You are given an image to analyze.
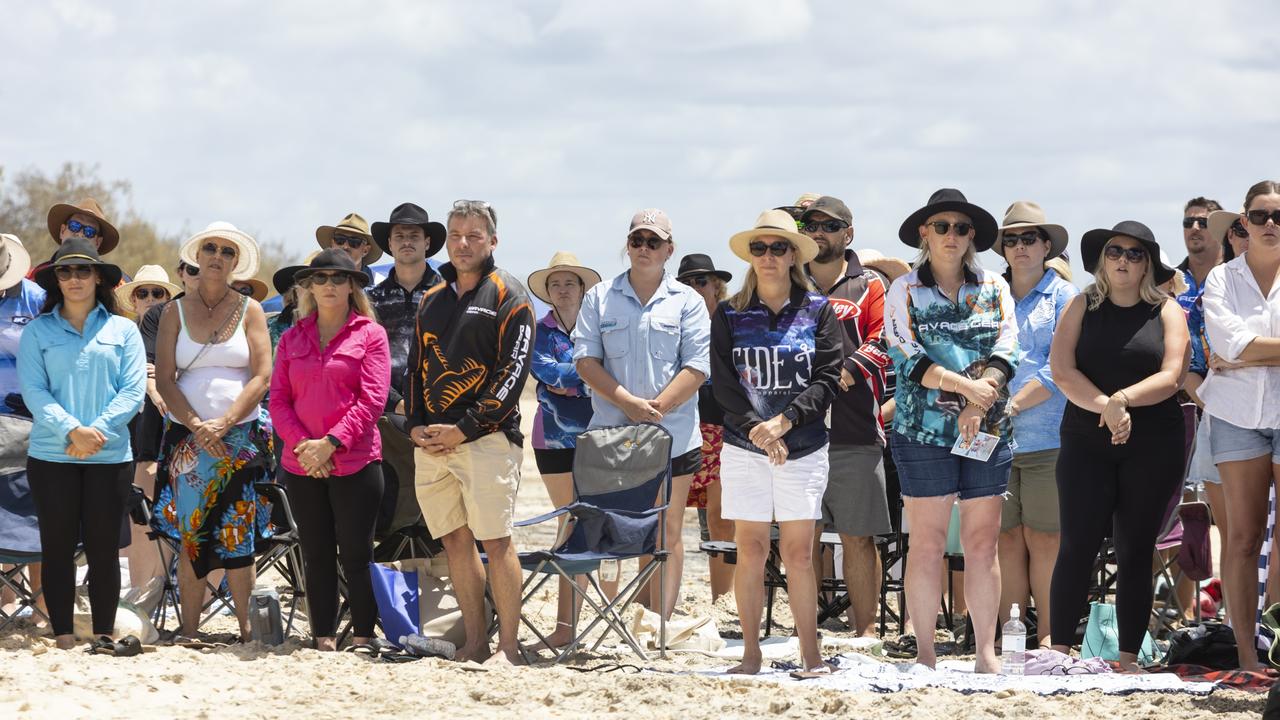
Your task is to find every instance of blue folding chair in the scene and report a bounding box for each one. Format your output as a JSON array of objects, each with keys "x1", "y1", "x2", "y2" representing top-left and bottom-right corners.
[
  {"x1": 513, "y1": 422, "x2": 672, "y2": 662},
  {"x1": 0, "y1": 412, "x2": 47, "y2": 631}
]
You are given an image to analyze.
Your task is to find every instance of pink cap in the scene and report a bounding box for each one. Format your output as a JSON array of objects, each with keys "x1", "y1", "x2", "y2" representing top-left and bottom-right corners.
[{"x1": 628, "y1": 208, "x2": 672, "y2": 240}]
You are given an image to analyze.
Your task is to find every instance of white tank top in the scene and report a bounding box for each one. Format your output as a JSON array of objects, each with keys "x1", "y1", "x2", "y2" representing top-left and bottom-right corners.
[{"x1": 173, "y1": 297, "x2": 255, "y2": 425}]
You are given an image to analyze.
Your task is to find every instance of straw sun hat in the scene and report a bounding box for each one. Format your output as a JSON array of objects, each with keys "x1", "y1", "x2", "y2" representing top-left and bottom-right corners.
[
  {"x1": 527, "y1": 251, "x2": 601, "y2": 305},
  {"x1": 115, "y1": 264, "x2": 181, "y2": 314},
  {"x1": 179, "y1": 221, "x2": 261, "y2": 281}
]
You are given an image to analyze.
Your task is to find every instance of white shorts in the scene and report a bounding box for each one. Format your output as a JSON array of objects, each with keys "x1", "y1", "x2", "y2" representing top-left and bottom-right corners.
[{"x1": 720, "y1": 442, "x2": 829, "y2": 523}]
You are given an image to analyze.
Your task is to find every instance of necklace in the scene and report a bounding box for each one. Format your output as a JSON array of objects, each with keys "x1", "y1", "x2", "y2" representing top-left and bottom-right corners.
[{"x1": 197, "y1": 286, "x2": 231, "y2": 317}]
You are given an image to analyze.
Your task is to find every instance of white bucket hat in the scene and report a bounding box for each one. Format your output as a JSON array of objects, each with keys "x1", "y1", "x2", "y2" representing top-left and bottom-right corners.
[
  {"x1": 179, "y1": 221, "x2": 260, "y2": 281},
  {"x1": 0, "y1": 234, "x2": 32, "y2": 292}
]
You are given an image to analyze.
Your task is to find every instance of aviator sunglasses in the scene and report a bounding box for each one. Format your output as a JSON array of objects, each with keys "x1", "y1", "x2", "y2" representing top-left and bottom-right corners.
[{"x1": 628, "y1": 235, "x2": 668, "y2": 251}]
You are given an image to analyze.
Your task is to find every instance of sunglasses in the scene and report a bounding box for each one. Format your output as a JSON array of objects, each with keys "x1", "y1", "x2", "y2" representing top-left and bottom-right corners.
[
  {"x1": 1246, "y1": 209, "x2": 1280, "y2": 227},
  {"x1": 201, "y1": 242, "x2": 238, "y2": 259},
  {"x1": 53, "y1": 265, "x2": 94, "y2": 281},
  {"x1": 332, "y1": 234, "x2": 367, "y2": 249},
  {"x1": 749, "y1": 241, "x2": 792, "y2": 257},
  {"x1": 802, "y1": 219, "x2": 848, "y2": 234},
  {"x1": 66, "y1": 219, "x2": 99, "y2": 239},
  {"x1": 1182, "y1": 216, "x2": 1209, "y2": 229},
  {"x1": 1103, "y1": 245, "x2": 1147, "y2": 263},
  {"x1": 233, "y1": 284, "x2": 255, "y2": 296},
  {"x1": 1231, "y1": 219, "x2": 1249, "y2": 238},
  {"x1": 179, "y1": 264, "x2": 199, "y2": 277},
  {"x1": 133, "y1": 287, "x2": 168, "y2": 301},
  {"x1": 680, "y1": 275, "x2": 711, "y2": 288},
  {"x1": 929, "y1": 221, "x2": 973, "y2": 237},
  {"x1": 305, "y1": 272, "x2": 348, "y2": 286},
  {"x1": 1001, "y1": 231, "x2": 1044, "y2": 248},
  {"x1": 628, "y1": 235, "x2": 668, "y2": 251}
]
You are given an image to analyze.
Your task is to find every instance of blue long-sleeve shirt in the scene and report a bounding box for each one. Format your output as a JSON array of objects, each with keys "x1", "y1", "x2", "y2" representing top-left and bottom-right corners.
[
  {"x1": 1008, "y1": 271, "x2": 1079, "y2": 454},
  {"x1": 531, "y1": 311, "x2": 593, "y2": 449},
  {"x1": 18, "y1": 303, "x2": 147, "y2": 463}
]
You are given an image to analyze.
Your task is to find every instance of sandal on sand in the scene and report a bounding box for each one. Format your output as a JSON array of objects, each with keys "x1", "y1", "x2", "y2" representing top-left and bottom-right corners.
[
  {"x1": 90, "y1": 635, "x2": 154, "y2": 657},
  {"x1": 885, "y1": 635, "x2": 917, "y2": 659},
  {"x1": 84, "y1": 635, "x2": 115, "y2": 654}
]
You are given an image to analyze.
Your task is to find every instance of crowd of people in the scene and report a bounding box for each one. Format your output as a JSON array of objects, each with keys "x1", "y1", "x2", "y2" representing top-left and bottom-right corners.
[{"x1": 1, "y1": 180, "x2": 1278, "y2": 674}]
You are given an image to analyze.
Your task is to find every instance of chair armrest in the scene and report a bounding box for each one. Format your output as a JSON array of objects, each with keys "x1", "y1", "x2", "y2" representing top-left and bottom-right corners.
[{"x1": 513, "y1": 506, "x2": 572, "y2": 528}]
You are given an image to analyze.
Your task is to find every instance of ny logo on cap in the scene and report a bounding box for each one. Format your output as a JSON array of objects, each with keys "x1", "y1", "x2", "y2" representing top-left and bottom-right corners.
[{"x1": 642, "y1": 210, "x2": 661, "y2": 225}]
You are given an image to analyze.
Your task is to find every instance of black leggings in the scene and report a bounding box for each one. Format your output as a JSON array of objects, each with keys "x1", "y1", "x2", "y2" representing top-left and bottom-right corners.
[
  {"x1": 1049, "y1": 430, "x2": 1184, "y2": 654},
  {"x1": 27, "y1": 458, "x2": 130, "y2": 637},
  {"x1": 284, "y1": 463, "x2": 384, "y2": 638}
]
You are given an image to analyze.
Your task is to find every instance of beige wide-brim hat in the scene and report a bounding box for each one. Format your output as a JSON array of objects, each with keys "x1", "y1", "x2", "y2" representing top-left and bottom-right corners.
[
  {"x1": 316, "y1": 211, "x2": 382, "y2": 264},
  {"x1": 232, "y1": 277, "x2": 270, "y2": 302},
  {"x1": 47, "y1": 197, "x2": 121, "y2": 255},
  {"x1": 180, "y1": 221, "x2": 261, "y2": 281},
  {"x1": 115, "y1": 264, "x2": 181, "y2": 314},
  {"x1": 0, "y1": 234, "x2": 32, "y2": 291},
  {"x1": 729, "y1": 209, "x2": 820, "y2": 264},
  {"x1": 995, "y1": 200, "x2": 1068, "y2": 260},
  {"x1": 856, "y1": 248, "x2": 911, "y2": 283},
  {"x1": 527, "y1": 251, "x2": 602, "y2": 305},
  {"x1": 1208, "y1": 210, "x2": 1243, "y2": 243}
]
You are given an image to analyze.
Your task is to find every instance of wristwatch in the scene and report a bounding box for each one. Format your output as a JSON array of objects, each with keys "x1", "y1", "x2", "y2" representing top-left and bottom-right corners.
[
  {"x1": 325, "y1": 434, "x2": 342, "y2": 449},
  {"x1": 782, "y1": 406, "x2": 800, "y2": 425}
]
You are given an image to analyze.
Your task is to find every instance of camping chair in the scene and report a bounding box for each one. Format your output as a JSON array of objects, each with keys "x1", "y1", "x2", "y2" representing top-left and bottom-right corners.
[
  {"x1": 511, "y1": 422, "x2": 673, "y2": 662},
  {"x1": 0, "y1": 412, "x2": 47, "y2": 631},
  {"x1": 1151, "y1": 402, "x2": 1210, "y2": 631}
]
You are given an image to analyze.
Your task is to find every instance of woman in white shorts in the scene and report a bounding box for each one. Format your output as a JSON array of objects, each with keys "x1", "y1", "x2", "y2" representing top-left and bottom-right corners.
[{"x1": 710, "y1": 210, "x2": 842, "y2": 674}]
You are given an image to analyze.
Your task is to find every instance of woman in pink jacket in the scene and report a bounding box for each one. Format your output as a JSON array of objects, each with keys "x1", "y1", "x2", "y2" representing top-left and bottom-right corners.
[{"x1": 269, "y1": 249, "x2": 391, "y2": 651}]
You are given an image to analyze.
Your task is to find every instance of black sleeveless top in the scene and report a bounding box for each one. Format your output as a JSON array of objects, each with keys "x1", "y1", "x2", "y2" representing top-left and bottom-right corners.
[{"x1": 1061, "y1": 298, "x2": 1182, "y2": 438}]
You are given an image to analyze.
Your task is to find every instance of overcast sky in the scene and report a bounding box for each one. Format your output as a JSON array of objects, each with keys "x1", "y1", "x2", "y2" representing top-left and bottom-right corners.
[{"x1": 2, "y1": 0, "x2": 1276, "y2": 284}]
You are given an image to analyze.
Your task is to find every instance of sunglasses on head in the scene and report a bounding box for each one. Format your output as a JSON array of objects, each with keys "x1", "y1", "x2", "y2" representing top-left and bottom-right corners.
[
  {"x1": 748, "y1": 241, "x2": 792, "y2": 257},
  {"x1": 802, "y1": 219, "x2": 847, "y2": 234},
  {"x1": 332, "y1": 234, "x2": 367, "y2": 249},
  {"x1": 133, "y1": 287, "x2": 168, "y2": 300},
  {"x1": 306, "y1": 272, "x2": 348, "y2": 287},
  {"x1": 929, "y1": 221, "x2": 973, "y2": 237},
  {"x1": 1182, "y1": 216, "x2": 1209, "y2": 229},
  {"x1": 628, "y1": 235, "x2": 668, "y2": 251},
  {"x1": 53, "y1": 265, "x2": 94, "y2": 281},
  {"x1": 66, "y1": 219, "x2": 99, "y2": 239},
  {"x1": 1001, "y1": 230, "x2": 1044, "y2": 248},
  {"x1": 1246, "y1": 209, "x2": 1280, "y2": 227},
  {"x1": 1103, "y1": 245, "x2": 1147, "y2": 263},
  {"x1": 201, "y1": 242, "x2": 238, "y2": 259},
  {"x1": 680, "y1": 274, "x2": 711, "y2": 288}
]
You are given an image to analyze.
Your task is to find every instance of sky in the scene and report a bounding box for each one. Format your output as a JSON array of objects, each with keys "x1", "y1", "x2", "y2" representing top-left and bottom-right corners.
[{"x1": 2, "y1": 0, "x2": 1277, "y2": 285}]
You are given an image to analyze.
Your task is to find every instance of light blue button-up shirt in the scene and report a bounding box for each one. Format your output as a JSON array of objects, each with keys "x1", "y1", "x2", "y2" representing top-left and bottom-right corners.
[
  {"x1": 18, "y1": 303, "x2": 147, "y2": 464},
  {"x1": 572, "y1": 270, "x2": 711, "y2": 458},
  {"x1": 1008, "y1": 270, "x2": 1079, "y2": 454}
]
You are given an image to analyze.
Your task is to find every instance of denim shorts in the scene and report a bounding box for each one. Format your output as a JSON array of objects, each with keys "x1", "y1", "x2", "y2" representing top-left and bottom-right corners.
[
  {"x1": 890, "y1": 431, "x2": 1013, "y2": 500},
  {"x1": 1209, "y1": 416, "x2": 1280, "y2": 465}
]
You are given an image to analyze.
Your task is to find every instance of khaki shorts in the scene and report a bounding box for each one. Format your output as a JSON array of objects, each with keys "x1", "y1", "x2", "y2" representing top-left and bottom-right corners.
[
  {"x1": 414, "y1": 432, "x2": 522, "y2": 542},
  {"x1": 1000, "y1": 448, "x2": 1060, "y2": 533}
]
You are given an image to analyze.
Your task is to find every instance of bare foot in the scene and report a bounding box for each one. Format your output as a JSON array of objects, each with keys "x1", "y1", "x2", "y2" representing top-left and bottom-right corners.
[
  {"x1": 915, "y1": 643, "x2": 937, "y2": 670},
  {"x1": 455, "y1": 643, "x2": 491, "y2": 663},
  {"x1": 314, "y1": 637, "x2": 337, "y2": 652},
  {"x1": 483, "y1": 646, "x2": 525, "y2": 666},
  {"x1": 530, "y1": 628, "x2": 574, "y2": 652},
  {"x1": 54, "y1": 634, "x2": 76, "y2": 650},
  {"x1": 727, "y1": 656, "x2": 762, "y2": 675},
  {"x1": 973, "y1": 650, "x2": 1001, "y2": 674}
]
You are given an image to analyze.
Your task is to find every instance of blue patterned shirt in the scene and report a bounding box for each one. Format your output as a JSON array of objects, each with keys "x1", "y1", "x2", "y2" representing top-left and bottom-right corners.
[
  {"x1": 1008, "y1": 271, "x2": 1079, "y2": 454},
  {"x1": 531, "y1": 311, "x2": 593, "y2": 449},
  {"x1": 0, "y1": 279, "x2": 45, "y2": 404},
  {"x1": 1176, "y1": 267, "x2": 1210, "y2": 377}
]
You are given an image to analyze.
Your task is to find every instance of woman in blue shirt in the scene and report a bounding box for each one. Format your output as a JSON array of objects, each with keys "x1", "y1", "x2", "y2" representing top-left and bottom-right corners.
[
  {"x1": 991, "y1": 202, "x2": 1079, "y2": 650},
  {"x1": 526, "y1": 251, "x2": 599, "y2": 648},
  {"x1": 710, "y1": 210, "x2": 842, "y2": 674},
  {"x1": 17, "y1": 238, "x2": 146, "y2": 650},
  {"x1": 573, "y1": 209, "x2": 711, "y2": 621}
]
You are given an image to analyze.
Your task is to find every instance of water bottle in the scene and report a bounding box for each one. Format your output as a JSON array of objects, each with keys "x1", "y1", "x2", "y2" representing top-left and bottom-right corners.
[
  {"x1": 248, "y1": 587, "x2": 284, "y2": 646},
  {"x1": 1001, "y1": 603, "x2": 1026, "y2": 676},
  {"x1": 399, "y1": 633, "x2": 457, "y2": 660}
]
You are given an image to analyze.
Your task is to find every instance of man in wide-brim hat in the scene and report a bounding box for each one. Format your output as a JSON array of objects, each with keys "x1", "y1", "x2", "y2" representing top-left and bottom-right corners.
[
  {"x1": 47, "y1": 197, "x2": 121, "y2": 255},
  {"x1": 316, "y1": 212, "x2": 381, "y2": 285}
]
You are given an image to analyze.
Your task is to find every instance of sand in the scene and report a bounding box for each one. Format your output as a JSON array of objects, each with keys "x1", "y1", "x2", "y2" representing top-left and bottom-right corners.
[{"x1": 0, "y1": 395, "x2": 1268, "y2": 718}]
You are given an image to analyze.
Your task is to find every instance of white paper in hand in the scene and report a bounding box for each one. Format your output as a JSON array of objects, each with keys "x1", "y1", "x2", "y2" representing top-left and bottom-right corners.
[{"x1": 951, "y1": 431, "x2": 999, "y2": 462}]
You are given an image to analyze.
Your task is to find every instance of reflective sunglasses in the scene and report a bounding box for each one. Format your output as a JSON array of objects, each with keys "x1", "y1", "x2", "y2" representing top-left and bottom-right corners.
[
  {"x1": 1182, "y1": 216, "x2": 1209, "y2": 229},
  {"x1": 133, "y1": 287, "x2": 168, "y2": 300},
  {"x1": 680, "y1": 274, "x2": 711, "y2": 288},
  {"x1": 748, "y1": 241, "x2": 792, "y2": 257},
  {"x1": 53, "y1": 265, "x2": 94, "y2": 281},
  {"x1": 929, "y1": 221, "x2": 973, "y2": 237},
  {"x1": 1103, "y1": 245, "x2": 1147, "y2": 263},
  {"x1": 1246, "y1": 209, "x2": 1280, "y2": 226},
  {"x1": 802, "y1": 219, "x2": 848, "y2": 234},
  {"x1": 1001, "y1": 231, "x2": 1044, "y2": 248},
  {"x1": 628, "y1": 235, "x2": 668, "y2": 251},
  {"x1": 201, "y1": 242, "x2": 238, "y2": 259},
  {"x1": 306, "y1": 272, "x2": 348, "y2": 286},
  {"x1": 233, "y1": 284, "x2": 255, "y2": 296},
  {"x1": 332, "y1": 234, "x2": 367, "y2": 248},
  {"x1": 66, "y1": 219, "x2": 99, "y2": 239}
]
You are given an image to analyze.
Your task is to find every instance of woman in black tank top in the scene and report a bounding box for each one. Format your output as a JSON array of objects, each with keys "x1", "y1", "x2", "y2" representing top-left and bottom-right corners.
[{"x1": 1046, "y1": 221, "x2": 1189, "y2": 672}]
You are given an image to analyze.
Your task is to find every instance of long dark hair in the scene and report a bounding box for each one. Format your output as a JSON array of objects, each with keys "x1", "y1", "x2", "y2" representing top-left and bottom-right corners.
[{"x1": 39, "y1": 269, "x2": 120, "y2": 316}]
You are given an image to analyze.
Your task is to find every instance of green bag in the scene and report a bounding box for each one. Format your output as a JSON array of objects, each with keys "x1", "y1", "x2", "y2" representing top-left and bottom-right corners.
[{"x1": 1080, "y1": 601, "x2": 1160, "y2": 664}]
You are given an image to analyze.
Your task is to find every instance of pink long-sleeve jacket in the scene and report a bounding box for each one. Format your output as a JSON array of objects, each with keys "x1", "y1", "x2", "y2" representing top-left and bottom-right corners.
[{"x1": 270, "y1": 311, "x2": 391, "y2": 477}]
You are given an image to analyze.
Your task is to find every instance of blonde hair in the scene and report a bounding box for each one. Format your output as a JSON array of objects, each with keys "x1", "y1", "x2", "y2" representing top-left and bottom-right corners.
[
  {"x1": 1083, "y1": 246, "x2": 1166, "y2": 310},
  {"x1": 295, "y1": 276, "x2": 378, "y2": 321},
  {"x1": 711, "y1": 277, "x2": 728, "y2": 302},
  {"x1": 912, "y1": 241, "x2": 980, "y2": 274},
  {"x1": 729, "y1": 264, "x2": 814, "y2": 312},
  {"x1": 1044, "y1": 257, "x2": 1073, "y2": 283}
]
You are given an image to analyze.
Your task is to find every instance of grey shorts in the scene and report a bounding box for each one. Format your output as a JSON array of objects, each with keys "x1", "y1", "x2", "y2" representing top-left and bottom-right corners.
[
  {"x1": 820, "y1": 445, "x2": 892, "y2": 537},
  {"x1": 1210, "y1": 415, "x2": 1280, "y2": 465}
]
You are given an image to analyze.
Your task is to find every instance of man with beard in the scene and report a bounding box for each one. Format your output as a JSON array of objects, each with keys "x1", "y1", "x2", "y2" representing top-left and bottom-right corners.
[
  {"x1": 801, "y1": 195, "x2": 893, "y2": 639},
  {"x1": 1176, "y1": 197, "x2": 1222, "y2": 399}
]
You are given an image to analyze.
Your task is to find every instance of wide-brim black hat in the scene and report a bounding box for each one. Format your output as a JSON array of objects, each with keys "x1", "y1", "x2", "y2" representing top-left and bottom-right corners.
[
  {"x1": 371, "y1": 202, "x2": 446, "y2": 258},
  {"x1": 34, "y1": 237, "x2": 123, "y2": 292},
  {"x1": 1080, "y1": 220, "x2": 1176, "y2": 285},
  {"x1": 676, "y1": 253, "x2": 732, "y2": 282},
  {"x1": 272, "y1": 264, "x2": 306, "y2": 296},
  {"x1": 898, "y1": 188, "x2": 999, "y2": 252},
  {"x1": 294, "y1": 248, "x2": 370, "y2": 287}
]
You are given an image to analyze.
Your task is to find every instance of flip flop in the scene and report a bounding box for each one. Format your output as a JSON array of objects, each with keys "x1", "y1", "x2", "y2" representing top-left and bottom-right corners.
[
  {"x1": 885, "y1": 634, "x2": 917, "y2": 659},
  {"x1": 91, "y1": 635, "x2": 155, "y2": 657},
  {"x1": 84, "y1": 635, "x2": 115, "y2": 654}
]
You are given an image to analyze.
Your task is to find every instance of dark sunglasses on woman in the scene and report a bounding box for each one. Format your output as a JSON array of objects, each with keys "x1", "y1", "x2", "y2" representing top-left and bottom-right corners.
[
  {"x1": 53, "y1": 266, "x2": 94, "y2": 281},
  {"x1": 748, "y1": 241, "x2": 792, "y2": 257},
  {"x1": 628, "y1": 235, "x2": 667, "y2": 251},
  {"x1": 929, "y1": 221, "x2": 973, "y2": 237},
  {"x1": 680, "y1": 274, "x2": 711, "y2": 288},
  {"x1": 1103, "y1": 245, "x2": 1147, "y2": 263},
  {"x1": 134, "y1": 287, "x2": 168, "y2": 300},
  {"x1": 1246, "y1": 209, "x2": 1280, "y2": 226},
  {"x1": 1001, "y1": 231, "x2": 1044, "y2": 248},
  {"x1": 201, "y1": 242, "x2": 238, "y2": 259},
  {"x1": 306, "y1": 272, "x2": 347, "y2": 287}
]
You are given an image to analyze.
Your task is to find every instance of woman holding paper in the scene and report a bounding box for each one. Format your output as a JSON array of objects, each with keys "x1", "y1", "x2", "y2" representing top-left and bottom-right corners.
[{"x1": 883, "y1": 189, "x2": 1019, "y2": 673}]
